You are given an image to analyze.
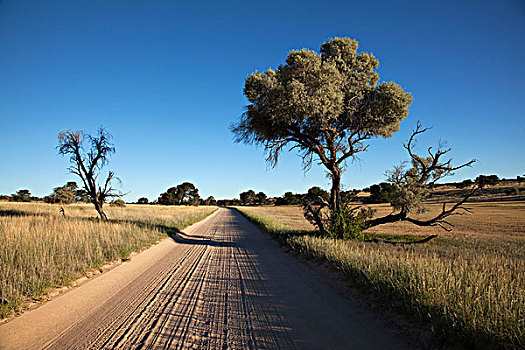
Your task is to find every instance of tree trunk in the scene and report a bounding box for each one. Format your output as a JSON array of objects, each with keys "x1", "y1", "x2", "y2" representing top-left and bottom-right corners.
[
  {"x1": 93, "y1": 200, "x2": 108, "y2": 221},
  {"x1": 329, "y1": 169, "x2": 341, "y2": 213}
]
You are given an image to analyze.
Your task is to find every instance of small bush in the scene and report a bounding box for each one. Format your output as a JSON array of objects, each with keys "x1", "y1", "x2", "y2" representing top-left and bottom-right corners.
[
  {"x1": 327, "y1": 206, "x2": 373, "y2": 240},
  {"x1": 110, "y1": 199, "x2": 126, "y2": 207}
]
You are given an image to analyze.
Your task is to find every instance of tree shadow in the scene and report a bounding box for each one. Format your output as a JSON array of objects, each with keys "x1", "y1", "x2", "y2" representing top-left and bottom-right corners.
[
  {"x1": 167, "y1": 231, "x2": 236, "y2": 247},
  {"x1": 0, "y1": 209, "x2": 48, "y2": 217},
  {"x1": 99, "y1": 218, "x2": 236, "y2": 247},
  {"x1": 50, "y1": 215, "x2": 234, "y2": 247}
]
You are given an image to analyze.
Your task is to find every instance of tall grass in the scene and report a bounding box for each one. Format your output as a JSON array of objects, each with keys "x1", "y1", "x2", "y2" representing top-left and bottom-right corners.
[
  {"x1": 236, "y1": 205, "x2": 525, "y2": 348},
  {"x1": 0, "y1": 202, "x2": 216, "y2": 318}
]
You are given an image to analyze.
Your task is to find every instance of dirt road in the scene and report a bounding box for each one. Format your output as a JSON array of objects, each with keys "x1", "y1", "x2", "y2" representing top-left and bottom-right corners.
[{"x1": 0, "y1": 208, "x2": 411, "y2": 349}]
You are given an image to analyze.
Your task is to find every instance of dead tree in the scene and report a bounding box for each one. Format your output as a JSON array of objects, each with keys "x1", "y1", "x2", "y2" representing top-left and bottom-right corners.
[
  {"x1": 57, "y1": 128, "x2": 122, "y2": 220},
  {"x1": 365, "y1": 121, "x2": 478, "y2": 233}
]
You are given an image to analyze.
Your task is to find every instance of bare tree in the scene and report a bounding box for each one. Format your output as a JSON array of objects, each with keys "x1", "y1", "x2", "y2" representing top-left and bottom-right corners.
[
  {"x1": 364, "y1": 122, "x2": 478, "y2": 233},
  {"x1": 57, "y1": 128, "x2": 122, "y2": 220}
]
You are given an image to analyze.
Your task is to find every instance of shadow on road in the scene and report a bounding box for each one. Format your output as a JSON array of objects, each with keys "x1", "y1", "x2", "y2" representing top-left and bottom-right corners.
[
  {"x1": 168, "y1": 231, "x2": 237, "y2": 247},
  {"x1": 105, "y1": 219, "x2": 237, "y2": 247}
]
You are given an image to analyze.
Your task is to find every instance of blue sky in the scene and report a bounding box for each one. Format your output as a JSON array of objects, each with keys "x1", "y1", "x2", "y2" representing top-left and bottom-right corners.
[{"x1": 1, "y1": 0, "x2": 524, "y2": 201}]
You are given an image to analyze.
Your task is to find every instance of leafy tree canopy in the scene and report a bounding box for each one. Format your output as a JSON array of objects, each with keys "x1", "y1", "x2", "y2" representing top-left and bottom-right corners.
[
  {"x1": 240, "y1": 190, "x2": 257, "y2": 205},
  {"x1": 233, "y1": 37, "x2": 412, "y2": 212},
  {"x1": 203, "y1": 196, "x2": 216, "y2": 206},
  {"x1": 275, "y1": 192, "x2": 301, "y2": 205},
  {"x1": 11, "y1": 189, "x2": 31, "y2": 202},
  {"x1": 158, "y1": 182, "x2": 200, "y2": 206},
  {"x1": 475, "y1": 174, "x2": 499, "y2": 188},
  {"x1": 256, "y1": 191, "x2": 267, "y2": 205},
  {"x1": 137, "y1": 197, "x2": 149, "y2": 204},
  {"x1": 45, "y1": 181, "x2": 78, "y2": 204}
]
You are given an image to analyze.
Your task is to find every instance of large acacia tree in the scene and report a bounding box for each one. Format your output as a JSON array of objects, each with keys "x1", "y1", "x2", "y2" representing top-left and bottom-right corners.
[
  {"x1": 158, "y1": 182, "x2": 200, "y2": 206},
  {"x1": 234, "y1": 37, "x2": 412, "y2": 213},
  {"x1": 58, "y1": 128, "x2": 122, "y2": 220},
  {"x1": 233, "y1": 37, "x2": 475, "y2": 237}
]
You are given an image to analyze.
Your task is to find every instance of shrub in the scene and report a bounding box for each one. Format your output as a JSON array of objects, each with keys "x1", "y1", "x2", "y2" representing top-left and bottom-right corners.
[
  {"x1": 327, "y1": 206, "x2": 374, "y2": 240},
  {"x1": 110, "y1": 199, "x2": 126, "y2": 207},
  {"x1": 505, "y1": 187, "x2": 520, "y2": 195}
]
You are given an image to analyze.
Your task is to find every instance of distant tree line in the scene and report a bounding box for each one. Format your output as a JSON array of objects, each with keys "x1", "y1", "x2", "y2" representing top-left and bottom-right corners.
[
  {"x1": 428, "y1": 174, "x2": 517, "y2": 189},
  {"x1": 1, "y1": 185, "x2": 88, "y2": 203},
  {"x1": 217, "y1": 172, "x2": 524, "y2": 208},
  {"x1": 361, "y1": 174, "x2": 524, "y2": 204},
  {"x1": 2, "y1": 172, "x2": 522, "y2": 207},
  {"x1": 10, "y1": 189, "x2": 36, "y2": 202}
]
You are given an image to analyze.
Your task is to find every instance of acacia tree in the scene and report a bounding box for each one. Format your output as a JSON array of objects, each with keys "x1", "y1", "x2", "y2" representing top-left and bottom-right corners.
[
  {"x1": 233, "y1": 37, "x2": 475, "y2": 237},
  {"x1": 11, "y1": 189, "x2": 31, "y2": 202},
  {"x1": 240, "y1": 190, "x2": 257, "y2": 205},
  {"x1": 203, "y1": 196, "x2": 216, "y2": 206},
  {"x1": 234, "y1": 37, "x2": 412, "y2": 214},
  {"x1": 137, "y1": 197, "x2": 149, "y2": 204},
  {"x1": 179, "y1": 182, "x2": 200, "y2": 206},
  {"x1": 58, "y1": 128, "x2": 122, "y2": 220},
  {"x1": 256, "y1": 191, "x2": 267, "y2": 205},
  {"x1": 44, "y1": 181, "x2": 78, "y2": 204},
  {"x1": 158, "y1": 182, "x2": 200, "y2": 206}
]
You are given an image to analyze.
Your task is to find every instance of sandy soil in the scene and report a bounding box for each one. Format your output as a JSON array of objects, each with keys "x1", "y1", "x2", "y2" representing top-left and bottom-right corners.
[{"x1": 0, "y1": 208, "x2": 411, "y2": 349}]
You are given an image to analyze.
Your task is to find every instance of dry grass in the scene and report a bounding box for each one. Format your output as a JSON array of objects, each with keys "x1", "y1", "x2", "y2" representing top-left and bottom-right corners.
[
  {"x1": 235, "y1": 206, "x2": 315, "y2": 233},
  {"x1": 236, "y1": 203, "x2": 525, "y2": 348},
  {"x1": 0, "y1": 202, "x2": 216, "y2": 318}
]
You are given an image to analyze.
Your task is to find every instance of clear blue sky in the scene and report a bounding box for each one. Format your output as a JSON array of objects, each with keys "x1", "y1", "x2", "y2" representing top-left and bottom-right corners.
[{"x1": 1, "y1": 0, "x2": 524, "y2": 201}]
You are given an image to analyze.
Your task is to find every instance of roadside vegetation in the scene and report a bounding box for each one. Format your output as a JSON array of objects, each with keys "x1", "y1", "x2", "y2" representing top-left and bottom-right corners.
[
  {"x1": 0, "y1": 202, "x2": 216, "y2": 319},
  {"x1": 236, "y1": 203, "x2": 525, "y2": 348}
]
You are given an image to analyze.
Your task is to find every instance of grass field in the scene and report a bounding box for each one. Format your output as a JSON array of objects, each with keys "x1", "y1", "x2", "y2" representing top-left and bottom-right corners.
[
  {"x1": 236, "y1": 203, "x2": 525, "y2": 348},
  {"x1": 0, "y1": 202, "x2": 217, "y2": 318}
]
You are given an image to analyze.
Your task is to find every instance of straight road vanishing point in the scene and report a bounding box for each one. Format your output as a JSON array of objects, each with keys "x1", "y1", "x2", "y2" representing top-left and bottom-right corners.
[{"x1": 0, "y1": 208, "x2": 411, "y2": 349}]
